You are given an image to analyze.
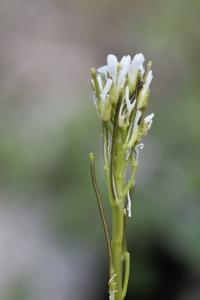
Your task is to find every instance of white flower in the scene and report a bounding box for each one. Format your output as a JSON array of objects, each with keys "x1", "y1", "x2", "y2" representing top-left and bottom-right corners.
[
  {"x1": 97, "y1": 75, "x2": 103, "y2": 91},
  {"x1": 125, "y1": 86, "x2": 136, "y2": 117},
  {"x1": 117, "y1": 55, "x2": 131, "y2": 90},
  {"x1": 118, "y1": 102, "x2": 127, "y2": 127},
  {"x1": 92, "y1": 53, "x2": 154, "y2": 124},
  {"x1": 137, "y1": 70, "x2": 153, "y2": 107},
  {"x1": 128, "y1": 53, "x2": 145, "y2": 87},
  {"x1": 98, "y1": 54, "x2": 131, "y2": 95},
  {"x1": 133, "y1": 110, "x2": 142, "y2": 132},
  {"x1": 107, "y1": 54, "x2": 118, "y2": 82},
  {"x1": 91, "y1": 73, "x2": 113, "y2": 120},
  {"x1": 126, "y1": 110, "x2": 142, "y2": 148},
  {"x1": 144, "y1": 112, "x2": 154, "y2": 130},
  {"x1": 101, "y1": 78, "x2": 113, "y2": 104},
  {"x1": 97, "y1": 65, "x2": 108, "y2": 78},
  {"x1": 118, "y1": 87, "x2": 136, "y2": 127},
  {"x1": 95, "y1": 74, "x2": 112, "y2": 105},
  {"x1": 143, "y1": 70, "x2": 153, "y2": 94}
]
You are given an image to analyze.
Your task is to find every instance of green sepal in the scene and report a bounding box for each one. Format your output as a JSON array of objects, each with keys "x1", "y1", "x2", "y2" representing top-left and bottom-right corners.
[
  {"x1": 101, "y1": 97, "x2": 112, "y2": 121},
  {"x1": 137, "y1": 89, "x2": 150, "y2": 110},
  {"x1": 90, "y1": 68, "x2": 100, "y2": 97}
]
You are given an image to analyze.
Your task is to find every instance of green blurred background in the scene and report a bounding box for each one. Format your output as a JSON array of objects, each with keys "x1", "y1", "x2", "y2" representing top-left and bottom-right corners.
[{"x1": 0, "y1": 0, "x2": 199, "y2": 299}]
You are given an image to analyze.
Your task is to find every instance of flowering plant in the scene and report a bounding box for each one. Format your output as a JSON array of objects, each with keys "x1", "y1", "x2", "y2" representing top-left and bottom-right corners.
[{"x1": 89, "y1": 53, "x2": 154, "y2": 300}]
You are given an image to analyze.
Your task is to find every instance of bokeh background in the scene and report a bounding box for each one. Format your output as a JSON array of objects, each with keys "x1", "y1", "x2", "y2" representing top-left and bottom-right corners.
[{"x1": 0, "y1": 0, "x2": 199, "y2": 299}]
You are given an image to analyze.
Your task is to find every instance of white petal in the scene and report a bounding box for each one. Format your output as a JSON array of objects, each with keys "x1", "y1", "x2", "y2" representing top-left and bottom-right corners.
[
  {"x1": 101, "y1": 78, "x2": 113, "y2": 103},
  {"x1": 117, "y1": 73, "x2": 126, "y2": 90},
  {"x1": 144, "y1": 113, "x2": 154, "y2": 130},
  {"x1": 118, "y1": 102, "x2": 127, "y2": 127},
  {"x1": 120, "y1": 55, "x2": 131, "y2": 70},
  {"x1": 126, "y1": 110, "x2": 142, "y2": 148},
  {"x1": 145, "y1": 70, "x2": 153, "y2": 89},
  {"x1": 117, "y1": 56, "x2": 131, "y2": 89},
  {"x1": 133, "y1": 110, "x2": 142, "y2": 130},
  {"x1": 129, "y1": 53, "x2": 145, "y2": 74},
  {"x1": 125, "y1": 86, "x2": 136, "y2": 114},
  {"x1": 144, "y1": 112, "x2": 154, "y2": 123},
  {"x1": 125, "y1": 86, "x2": 129, "y2": 100},
  {"x1": 148, "y1": 121, "x2": 153, "y2": 130},
  {"x1": 97, "y1": 75, "x2": 103, "y2": 91},
  {"x1": 107, "y1": 54, "x2": 118, "y2": 66},
  {"x1": 107, "y1": 54, "x2": 118, "y2": 82},
  {"x1": 127, "y1": 99, "x2": 136, "y2": 115},
  {"x1": 97, "y1": 65, "x2": 108, "y2": 74}
]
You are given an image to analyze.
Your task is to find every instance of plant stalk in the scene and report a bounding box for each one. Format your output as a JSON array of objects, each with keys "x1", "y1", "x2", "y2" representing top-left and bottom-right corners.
[{"x1": 109, "y1": 129, "x2": 127, "y2": 300}]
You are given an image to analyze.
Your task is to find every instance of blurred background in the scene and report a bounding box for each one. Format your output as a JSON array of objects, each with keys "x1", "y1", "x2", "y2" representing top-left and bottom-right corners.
[{"x1": 0, "y1": 0, "x2": 199, "y2": 299}]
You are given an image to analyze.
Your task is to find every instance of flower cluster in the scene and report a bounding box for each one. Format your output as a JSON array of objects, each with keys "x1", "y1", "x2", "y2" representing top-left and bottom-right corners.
[
  {"x1": 90, "y1": 53, "x2": 154, "y2": 149},
  {"x1": 89, "y1": 53, "x2": 155, "y2": 300}
]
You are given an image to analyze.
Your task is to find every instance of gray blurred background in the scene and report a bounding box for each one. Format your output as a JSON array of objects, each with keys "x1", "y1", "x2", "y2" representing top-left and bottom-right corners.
[{"x1": 0, "y1": 0, "x2": 199, "y2": 299}]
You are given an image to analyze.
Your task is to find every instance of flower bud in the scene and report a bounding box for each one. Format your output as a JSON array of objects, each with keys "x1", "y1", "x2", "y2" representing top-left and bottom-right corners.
[{"x1": 137, "y1": 70, "x2": 153, "y2": 110}]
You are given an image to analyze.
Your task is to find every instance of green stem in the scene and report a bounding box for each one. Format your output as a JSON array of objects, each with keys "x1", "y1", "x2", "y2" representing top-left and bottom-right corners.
[
  {"x1": 110, "y1": 99, "x2": 123, "y2": 202},
  {"x1": 109, "y1": 129, "x2": 127, "y2": 300},
  {"x1": 103, "y1": 123, "x2": 115, "y2": 207},
  {"x1": 103, "y1": 112, "x2": 135, "y2": 300},
  {"x1": 89, "y1": 153, "x2": 112, "y2": 266},
  {"x1": 110, "y1": 206, "x2": 124, "y2": 300},
  {"x1": 122, "y1": 252, "x2": 130, "y2": 299}
]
